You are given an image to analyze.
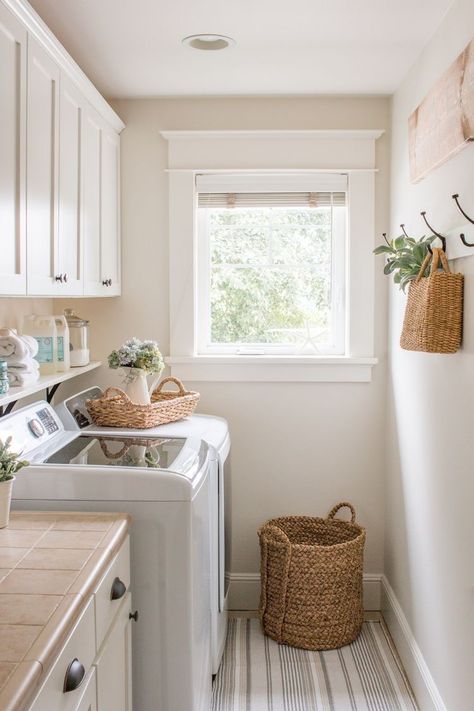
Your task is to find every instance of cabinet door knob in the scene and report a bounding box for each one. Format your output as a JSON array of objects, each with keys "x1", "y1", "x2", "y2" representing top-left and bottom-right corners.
[
  {"x1": 102, "y1": 279, "x2": 108, "y2": 286},
  {"x1": 110, "y1": 576, "x2": 127, "y2": 600},
  {"x1": 55, "y1": 274, "x2": 63, "y2": 283},
  {"x1": 107, "y1": 278, "x2": 112, "y2": 287},
  {"x1": 129, "y1": 610, "x2": 139, "y2": 622},
  {"x1": 63, "y1": 273, "x2": 68, "y2": 283},
  {"x1": 63, "y1": 658, "x2": 85, "y2": 693}
]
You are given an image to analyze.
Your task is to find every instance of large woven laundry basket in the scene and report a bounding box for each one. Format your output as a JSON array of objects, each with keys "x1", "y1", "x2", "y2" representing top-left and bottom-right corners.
[{"x1": 258, "y1": 502, "x2": 365, "y2": 650}]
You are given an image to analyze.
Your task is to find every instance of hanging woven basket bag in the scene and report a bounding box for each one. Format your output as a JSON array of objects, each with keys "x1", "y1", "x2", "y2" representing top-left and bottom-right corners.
[
  {"x1": 258, "y1": 502, "x2": 365, "y2": 650},
  {"x1": 400, "y1": 247, "x2": 463, "y2": 353}
]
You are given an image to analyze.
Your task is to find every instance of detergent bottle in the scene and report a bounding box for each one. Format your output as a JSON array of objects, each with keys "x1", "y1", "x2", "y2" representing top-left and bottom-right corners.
[
  {"x1": 22, "y1": 315, "x2": 58, "y2": 375},
  {"x1": 54, "y1": 315, "x2": 70, "y2": 372}
]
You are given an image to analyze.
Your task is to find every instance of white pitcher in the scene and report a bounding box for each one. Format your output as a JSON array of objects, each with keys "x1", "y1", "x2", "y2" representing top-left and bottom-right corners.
[{"x1": 121, "y1": 367, "x2": 162, "y2": 405}]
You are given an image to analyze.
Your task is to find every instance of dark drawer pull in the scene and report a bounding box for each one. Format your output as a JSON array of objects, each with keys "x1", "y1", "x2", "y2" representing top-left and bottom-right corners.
[
  {"x1": 63, "y1": 658, "x2": 85, "y2": 693},
  {"x1": 110, "y1": 576, "x2": 127, "y2": 600},
  {"x1": 129, "y1": 610, "x2": 139, "y2": 622}
]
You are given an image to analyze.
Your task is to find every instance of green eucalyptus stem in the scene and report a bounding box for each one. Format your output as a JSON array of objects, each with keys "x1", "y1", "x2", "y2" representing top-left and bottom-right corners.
[{"x1": 374, "y1": 234, "x2": 436, "y2": 292}]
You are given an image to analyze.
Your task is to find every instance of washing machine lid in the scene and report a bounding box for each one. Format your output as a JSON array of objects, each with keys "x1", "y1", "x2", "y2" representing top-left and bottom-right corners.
[{"x1": 44, "y1": 434, "x2": 203, "y2": 475}]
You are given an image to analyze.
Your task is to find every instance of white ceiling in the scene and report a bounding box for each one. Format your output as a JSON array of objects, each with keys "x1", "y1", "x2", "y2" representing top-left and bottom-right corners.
[{"x1": 28, "y1": 0, "x2": 452, "y2": 98}]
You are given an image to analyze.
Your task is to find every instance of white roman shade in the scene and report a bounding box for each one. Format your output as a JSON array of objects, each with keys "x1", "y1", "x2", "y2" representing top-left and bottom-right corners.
[{"x1": 196, "y1": 173, "x2": 348, "y2": 208}]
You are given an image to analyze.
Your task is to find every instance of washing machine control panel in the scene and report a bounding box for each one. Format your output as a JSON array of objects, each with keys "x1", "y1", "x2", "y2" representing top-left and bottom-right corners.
[
  {"x1": 27, "y1": 418, "x2": 44, "y2": 438},
  {"x1": 0, "y1": 402, "x2": 63, "y2": 455}
]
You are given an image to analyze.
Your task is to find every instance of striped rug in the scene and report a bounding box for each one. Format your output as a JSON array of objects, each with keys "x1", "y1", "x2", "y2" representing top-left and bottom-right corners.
[{"x1": 212, "y1": 619, "x2": 418, "y2": 711}]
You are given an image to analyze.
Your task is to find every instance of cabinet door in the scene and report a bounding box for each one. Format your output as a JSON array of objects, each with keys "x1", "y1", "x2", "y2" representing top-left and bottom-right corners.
[
  {"x1": 82, "y1": 104, "x2": 103, "y2": 296},
  {"x1": 75, "y1": 669, "x2": 98, "y2": 711},
  {"x1": 57, "y1": 74, "x2": 83, "y2": 295},
  {"x1": 100, "y1": 127, "x2": 121, "y2": 296},
  {"x1": 0, "y1": 3, "x2": 27, "y2": 295},
  {"x1": 26, "y1": 36, "x2": 60, "y2": 295},
  {"x1": 95, "y1": 594, "x2": 133, "y2": 711}
]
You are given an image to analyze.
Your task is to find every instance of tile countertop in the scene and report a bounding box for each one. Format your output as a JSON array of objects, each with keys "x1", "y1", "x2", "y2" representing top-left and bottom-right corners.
[{"x1": 0, "y1": 511, "x2": 131, "y2": 711}]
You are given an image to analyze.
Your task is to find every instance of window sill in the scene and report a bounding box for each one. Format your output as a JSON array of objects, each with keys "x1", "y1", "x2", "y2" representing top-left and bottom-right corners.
[{"x1": 166, "y1": 355, "x2": 378, "y2": 382}]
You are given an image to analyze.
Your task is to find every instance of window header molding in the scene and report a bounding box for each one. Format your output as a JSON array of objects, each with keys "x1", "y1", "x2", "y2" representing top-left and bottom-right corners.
[
  {"x1": 161, "y1": 129, "x2": 385, "y2": 173},
  {"x1": 161, "y1": 129, "x2": 384, "y2": 141}
]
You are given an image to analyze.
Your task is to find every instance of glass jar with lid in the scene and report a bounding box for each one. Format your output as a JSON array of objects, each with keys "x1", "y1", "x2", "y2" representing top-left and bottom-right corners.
[{"x1": 64, "y1": 309, "x2": 90, "y2": 367}]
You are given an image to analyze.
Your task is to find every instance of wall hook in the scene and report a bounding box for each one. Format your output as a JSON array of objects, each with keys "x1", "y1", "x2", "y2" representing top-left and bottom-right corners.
[
  {"x1": 452, "y1": 194, "x2": 474, "y2": 224},
  {"x1": 400, "y1": 224, "x2": 413, "y2": 239},
  {"x1": 452, "y1": 194, "x2": 474, "y2": 247},
  {"x1": 420, "y1": 211, "x2": 447, "y2": 253}
]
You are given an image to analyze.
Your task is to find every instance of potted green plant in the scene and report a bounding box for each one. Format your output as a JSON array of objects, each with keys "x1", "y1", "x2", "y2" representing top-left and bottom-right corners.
[
  {"x1": 374, "y1": 233, "x2": 436, "y2": 291},
  {"x1": 0, "y1": 437, "x2": 28, "y2": 528}
]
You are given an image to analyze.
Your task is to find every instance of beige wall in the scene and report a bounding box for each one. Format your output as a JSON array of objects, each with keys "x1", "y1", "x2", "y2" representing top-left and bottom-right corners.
[
  {"x1": 59, "y1": 97, "x2": 391, "y2": 598},
  {"x1": 0, "y1": 299, "x2": 53, "y2": 331},
  {"x1": 386, "y1": 2, "x2": 474, "y2": 709}
]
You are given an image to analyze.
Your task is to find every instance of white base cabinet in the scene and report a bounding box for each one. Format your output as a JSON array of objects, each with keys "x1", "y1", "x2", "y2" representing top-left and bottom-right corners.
[
  {"x1": 95, "y1": 595, "x2": 133, "y2": 711},
  {"x1": 28, "y1": 538, "x2": 133, "y2": 711},
  {"x1": 0, "y1": 0, "x2": 123, "y2": 298}
]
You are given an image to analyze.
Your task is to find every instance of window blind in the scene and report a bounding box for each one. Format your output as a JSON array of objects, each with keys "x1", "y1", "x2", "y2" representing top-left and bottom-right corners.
[
  {"x1": 196, "y1": 173, "x2": 347, "y2": 209},
  {"x1": 198, "y1": 191, "x2": 346, "y2": 208}
]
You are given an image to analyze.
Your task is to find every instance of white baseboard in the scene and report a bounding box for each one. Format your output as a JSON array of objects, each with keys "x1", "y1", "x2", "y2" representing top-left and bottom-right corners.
[
  {"x1": 381, "y1": 575, "x2": 447, "y2": 711},
  {"x1": 226, "y1": 572, "x2": 383, "y2": 612}
]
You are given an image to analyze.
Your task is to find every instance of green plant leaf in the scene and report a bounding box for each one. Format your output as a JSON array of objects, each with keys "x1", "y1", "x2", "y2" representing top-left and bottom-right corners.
[{"x1": 373, "y1": 245, "x2": 394, "y2": 255}]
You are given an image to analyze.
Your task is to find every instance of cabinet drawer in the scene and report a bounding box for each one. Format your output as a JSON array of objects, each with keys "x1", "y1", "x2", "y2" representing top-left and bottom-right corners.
[
  {"x1": 94, "y1": 536, "x2": 130, "y2": 650},
  {"x1": 29, "y1": 598, "x2": 95, "y2": 711}
]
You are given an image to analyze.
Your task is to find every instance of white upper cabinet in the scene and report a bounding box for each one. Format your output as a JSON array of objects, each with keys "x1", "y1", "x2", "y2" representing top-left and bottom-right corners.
[
  {"x1": 57, "y1": 74, "x2": 83, "y2": 295},
  {"x1": 26, "y1": 36, "x2": 60, "y2": 296},
  {"x1": 82, "y1": 104, "x2": 103, "y2": 296},
  {"x1": 100, "y1": 127, "x2": 121, "y2": 295},
  {"x1": 83, "y1": 115, "x2": 121, "y2": 296},
  {"x1": 0, "y1": 0, "x2": 123, "y2": 298},
  {"x1": 0, "y1": 3, "x2": 27, "y2": 295}
]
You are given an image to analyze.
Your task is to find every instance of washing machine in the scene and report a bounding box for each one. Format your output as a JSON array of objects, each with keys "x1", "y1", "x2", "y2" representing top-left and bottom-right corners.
[
  {"x1": 1, "y1": 400, "x2": 212, "y2": 711},
  {"x1": 55, "y1": 386, "x2": 231, "y2": 674}
]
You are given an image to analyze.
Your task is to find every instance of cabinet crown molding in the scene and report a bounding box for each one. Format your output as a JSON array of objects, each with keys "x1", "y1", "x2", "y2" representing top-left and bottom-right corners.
[{"x1": 2, "y1": 0, "x2": 124, "y2": 132}]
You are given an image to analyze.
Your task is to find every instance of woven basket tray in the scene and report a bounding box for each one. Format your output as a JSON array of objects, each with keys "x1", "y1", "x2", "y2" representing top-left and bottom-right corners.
[{"x1": 86, "y1": 376, "x2": 200, "y2": 429}]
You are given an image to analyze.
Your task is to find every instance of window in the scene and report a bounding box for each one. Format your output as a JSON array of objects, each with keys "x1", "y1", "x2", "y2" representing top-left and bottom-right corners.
[
  {"x1": 163, "y1": 128, "x2": 380, "y2": 382},
  {"x1": 196, "y1": 174, "x2": 347, "y2": 355}
]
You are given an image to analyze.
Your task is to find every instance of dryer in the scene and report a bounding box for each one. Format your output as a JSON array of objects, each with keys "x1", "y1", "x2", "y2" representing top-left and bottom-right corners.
[{"x1": 1, "y1": 401, "x2": 212, "y2": 711}]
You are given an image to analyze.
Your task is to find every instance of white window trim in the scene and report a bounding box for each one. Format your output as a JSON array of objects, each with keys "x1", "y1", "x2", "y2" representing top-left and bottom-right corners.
[{"x1": 164, "y1": 130, "x2": 382, "y2": 383}]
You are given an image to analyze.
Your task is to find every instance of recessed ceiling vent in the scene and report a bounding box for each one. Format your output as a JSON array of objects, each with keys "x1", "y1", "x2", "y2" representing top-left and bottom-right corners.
[{"x1": 182, "y1": 34, "x2": 235, "y2": 51}]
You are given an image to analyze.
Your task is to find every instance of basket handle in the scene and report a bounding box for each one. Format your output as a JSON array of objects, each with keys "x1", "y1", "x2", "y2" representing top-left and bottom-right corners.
[
  {"x1": 259, "y1": 523, "x2": 291, "y2": 545},
  {"x1": 327, "y1": 502, "x2": 356, "y2": 524},
  {"x1": 415, "y1": 248, "x2": 451, "y2": 283},
  {"x1": 101, "y1": 387, "x2": 132, "y2": 402},
  {"x1": 258, "y1": 523, "x2": 291, "y2": 642},
  {"x1": 154, "y1": 376, "x2": 186, "y2": 395}
]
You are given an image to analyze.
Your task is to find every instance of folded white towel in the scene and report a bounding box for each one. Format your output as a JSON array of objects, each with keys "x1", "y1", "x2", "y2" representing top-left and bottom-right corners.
[
  {"x1": 0, "y1": 330, "x2": 38, "y2": 359},
  {"x1": 5, "y1": 357, "x2": 40, "y2": 372},
  {"x1": 7, "y1": 370, "x2": 40, "y2": 387}
]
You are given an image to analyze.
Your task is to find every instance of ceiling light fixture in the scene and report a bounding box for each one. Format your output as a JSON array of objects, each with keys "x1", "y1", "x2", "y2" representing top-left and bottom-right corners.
[{"x1": 182, "y1": 34, "x2": 235, "y2": 51}]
